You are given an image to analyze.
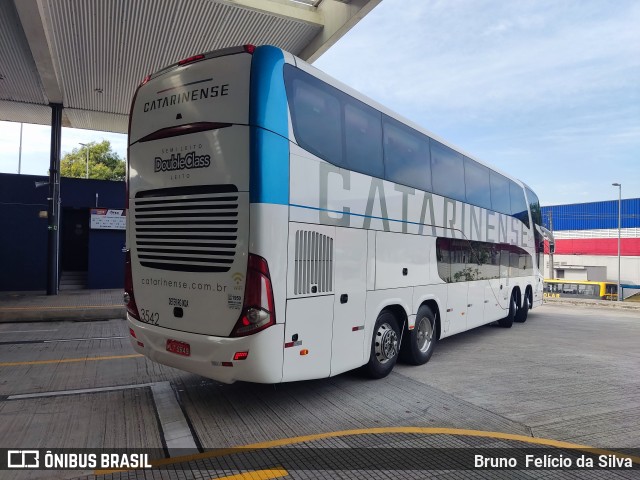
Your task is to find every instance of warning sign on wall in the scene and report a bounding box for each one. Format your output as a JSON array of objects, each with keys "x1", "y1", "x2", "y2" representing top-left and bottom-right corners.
[{"x1": 90, "y1": 209, "x2": 126, "y2": 230}]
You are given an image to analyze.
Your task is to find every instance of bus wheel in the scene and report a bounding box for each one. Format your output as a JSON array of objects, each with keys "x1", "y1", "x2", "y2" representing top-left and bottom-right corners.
[
  {"x1": 514, "y1": 291, "x2": 530, "y2": 323},
  {"x1": 363, "y1": 310, "x2": 400, "y2": 379},
  {"x1": 400, "y1": 305, "x2": 437, "y2": 365},
  {"x1": 498, "y1": 292, "x2": 516, "y2": 328}
]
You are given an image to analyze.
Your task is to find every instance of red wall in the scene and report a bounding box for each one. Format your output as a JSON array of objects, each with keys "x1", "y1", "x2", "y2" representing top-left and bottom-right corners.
[{"x1": 545, "y1": 238, "x2": 640, "y2": 256}]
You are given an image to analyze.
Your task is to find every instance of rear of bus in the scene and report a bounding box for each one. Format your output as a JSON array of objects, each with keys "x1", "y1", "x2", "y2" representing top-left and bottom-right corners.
[{"x1": 125, "y1": 45, "x2": 290, "y2": 383}]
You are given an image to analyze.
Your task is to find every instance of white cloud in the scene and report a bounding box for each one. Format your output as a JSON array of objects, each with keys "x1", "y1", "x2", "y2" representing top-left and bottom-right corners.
[{"x1": 315, "y1": 0, "x2": 640, "y2": 204}]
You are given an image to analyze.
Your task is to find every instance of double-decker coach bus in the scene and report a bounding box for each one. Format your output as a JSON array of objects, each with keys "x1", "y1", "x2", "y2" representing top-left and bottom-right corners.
[{"x1": 125, "y1": 45, "x2": 545, "y2": 384}]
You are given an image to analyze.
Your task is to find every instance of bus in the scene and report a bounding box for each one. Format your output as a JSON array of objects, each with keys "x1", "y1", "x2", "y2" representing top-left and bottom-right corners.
[
  {"x1": 124, "y1": 45, "x2": 545, "y2": 384},
  {"x1": 543, "y1": 279, "x2": 617, "y2": 300}
]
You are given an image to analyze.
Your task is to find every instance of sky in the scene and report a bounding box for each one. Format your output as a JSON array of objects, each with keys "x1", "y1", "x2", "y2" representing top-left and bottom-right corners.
[{"x1": 1, "y1": 0, "x2": 638, "y2": 206}]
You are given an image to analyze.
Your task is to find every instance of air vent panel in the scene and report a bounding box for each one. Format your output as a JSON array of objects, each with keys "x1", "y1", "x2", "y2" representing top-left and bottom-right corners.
[
  {"x1": 133, "y1": 185, "x2": 238, "y2": 272},
  {"x1": 294, "y1": 230, "x2": 334, "y2": 295}
]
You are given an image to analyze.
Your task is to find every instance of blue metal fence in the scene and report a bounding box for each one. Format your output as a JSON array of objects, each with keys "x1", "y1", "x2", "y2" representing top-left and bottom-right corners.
[{"x1": 542, "y1": 198, "x2": 640, "y2": 231}]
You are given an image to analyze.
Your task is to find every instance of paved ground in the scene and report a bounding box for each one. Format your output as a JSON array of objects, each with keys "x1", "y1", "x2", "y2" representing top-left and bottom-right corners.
[
  {"x1": 0, "y1": 301, "x2": 637, "y2": 479},
  {"x1": 396, "y1": 303, "x2": 640, "y2": 448},
  {"x1": 0, "y1": 290, "x2": 124, "y2": 322}
]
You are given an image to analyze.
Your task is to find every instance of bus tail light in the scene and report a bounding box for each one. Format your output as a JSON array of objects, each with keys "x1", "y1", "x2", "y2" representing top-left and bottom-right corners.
[
  {"x1": 233, "y1": 351, "x2": 249, "y2": 361},
  {"x1": 124, "y1": 250, "x2": 141, "y2": 320},
  {"x1": 178, "y1": 54, "x2": 205, "y2": 66},
  {"x1": 230, "y1": 254, "x2": 275, "y2": 337}
]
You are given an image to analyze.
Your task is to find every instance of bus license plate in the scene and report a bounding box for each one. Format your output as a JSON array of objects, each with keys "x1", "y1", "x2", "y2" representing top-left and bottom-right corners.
[{"x1": 166, "y1": 339, "x2": 190, "y2": 356}]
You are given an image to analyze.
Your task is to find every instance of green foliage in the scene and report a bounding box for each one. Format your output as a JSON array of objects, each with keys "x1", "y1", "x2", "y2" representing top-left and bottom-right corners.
[
  {"x1": 453, "y1": 266, "x2": 480, "y2": 282},
  {"x1": 60, "y1": 140, "x2": 125, "y2": 181}
]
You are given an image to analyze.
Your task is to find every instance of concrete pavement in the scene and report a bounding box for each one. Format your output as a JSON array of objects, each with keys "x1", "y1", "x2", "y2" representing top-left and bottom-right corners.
[{"x1": 0, "y1": 289, "x2": 125, "y2": 322}]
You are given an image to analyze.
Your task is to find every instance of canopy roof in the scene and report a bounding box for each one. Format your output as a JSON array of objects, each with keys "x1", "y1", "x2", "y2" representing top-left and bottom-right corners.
[{"x1": 0, "y1": 0, "x2": 380, "y2": 133}]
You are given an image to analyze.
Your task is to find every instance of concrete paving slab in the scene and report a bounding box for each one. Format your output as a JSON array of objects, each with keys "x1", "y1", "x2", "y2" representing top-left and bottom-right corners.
[
  {"x1": 0, "y1": 389, "x2": 163, "y2": 449},
  {"x1": 396, "y1": 303, "x2": 640, "y2": 448},
  {"x1": 150, "y1": 382, "x2": 199, "y2": 456},
  {"x1": 0, "y1": 289, "x2": 125, "y2": 323},
  {"x1": 0, "y1": 324, "x2": 184, "y2": 397},
  {"x1": 178, "y1": 371, "x2": 533, "y2": 450}
]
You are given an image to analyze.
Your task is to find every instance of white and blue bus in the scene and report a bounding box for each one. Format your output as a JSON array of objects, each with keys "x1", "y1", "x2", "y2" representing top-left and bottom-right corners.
[{"x1": 125, "y1": 45, "x2": 545, "y2": 384}]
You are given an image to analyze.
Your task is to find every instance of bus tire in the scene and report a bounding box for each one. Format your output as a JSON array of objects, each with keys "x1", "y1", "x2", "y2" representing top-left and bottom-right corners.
[
  {"x1": 400, "y1": 305, "x2": 437, "y2": 365},
  {"x1": 514, "y1": 290, "x2": 530, "y2": 323},
  {"x1": 498, "y1": 292, "x2": 516, "y2": 328},
  {"x1": 363, "y1": 310, "x2": 400, "y2": 379}
]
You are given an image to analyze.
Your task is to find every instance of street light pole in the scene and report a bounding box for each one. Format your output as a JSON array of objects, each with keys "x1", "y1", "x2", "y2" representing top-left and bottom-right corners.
[
  {"x1": 612, "y1": 183, "x2": 621, "y2": 301},
  {"x1": 79, "y1": 142, "x2": 90, "y2": 179}
]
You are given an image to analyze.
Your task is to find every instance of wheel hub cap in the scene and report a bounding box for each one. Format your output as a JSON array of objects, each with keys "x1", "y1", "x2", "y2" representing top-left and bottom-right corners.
[
  {"x1": 375, "y1": 323, "x2": 398, "y2": 364},
  {"x1": 417, "y1": 316, "x2": 433, "y2": 353}
]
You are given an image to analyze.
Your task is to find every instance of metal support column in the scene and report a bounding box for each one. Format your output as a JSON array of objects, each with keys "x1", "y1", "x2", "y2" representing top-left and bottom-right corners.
[{"x1": 47, "y1": 103, "x2": 63, "y2": 295}]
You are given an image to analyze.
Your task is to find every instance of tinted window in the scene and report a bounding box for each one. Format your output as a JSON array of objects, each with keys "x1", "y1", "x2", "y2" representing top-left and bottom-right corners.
[
  {"x1": 525, "y1": 186, "x2": 543, "y2": 269},
  {"x1": 464, "y1": 158, "x2": 491, "y2": 210},
  {"x1": 499, "y1": 246, "x2": 511, "y2": 278},
  {"x1": 431, "y1": 141, "x2": 465, "y2": 201},
  {"x1": 383, "y1": 116, "x2": 431, "y2": 191},
  {"x1": 437, "y1": 238, "x2": 476, "y2": 282},
  {"x1": 470, "y1": 241, "x2": 500, "y2": 280},
  {"x1": 577, "y1": 284, "x2": 597, "y2": 296},
  {"x1": 286, "y1": 70, "x2": 342, "y2": 164},
  {"x1": 490, "y1": 171, "x2": 511, "y2": 214},
  {"x1": 510, "y1": 181, "x2": 529, "y2": 227},
  {"x1": 345, "y1": 101, "x2": 384, "y2": 177},
  {"x1": 525, "y1": 187, "x2": 542, "y2": 226},
  {"x1": 436, "y1": 237, "x2": 453, "y2": 283},
  {"x1": 437, "y1": 239, "x2": 532, "y2": 282}
]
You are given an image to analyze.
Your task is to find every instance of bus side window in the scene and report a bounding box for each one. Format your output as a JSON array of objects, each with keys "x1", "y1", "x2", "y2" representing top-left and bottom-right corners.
[
  {"x1": 431, "y1": 141, "x2": 466, "y2": 203},
  {"x1": 464, "y1": 158, "x2": 492, "y2": 210},
  {"x1": 490, "y1": 171, "x2": 511, "y2": 215},
  {"x1": 344, "y1": 102, "x2": 384, "y2": 178},
  {"x1": 287, "y1": 73, "x2": 342, "y2": 165},
  {"x1": 500, "y1": 247, "x2": 510, "y2": 278},
  {"x1": 436, "y1": 237, "x2": 453, "y2": 283},
  {"x1": 510, "y1": 181, "x2": 530, "y2": 228},
  {"x1": 382, "y1": 115, "x2": 431, "y2": 191}
]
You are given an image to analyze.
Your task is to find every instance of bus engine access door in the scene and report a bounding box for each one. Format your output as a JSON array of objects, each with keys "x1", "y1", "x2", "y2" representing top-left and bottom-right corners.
[{"x1": 330, "y1": 228, "x2": 367, "y2": 376}]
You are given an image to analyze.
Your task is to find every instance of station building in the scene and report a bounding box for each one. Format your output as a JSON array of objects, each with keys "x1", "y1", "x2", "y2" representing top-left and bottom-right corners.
[
  {"x1": 0, "y1": 172, "x2": 125, "y2": 291},
  {"x1": 542, "y1": 198, "x2": 640, "y2": 290}
]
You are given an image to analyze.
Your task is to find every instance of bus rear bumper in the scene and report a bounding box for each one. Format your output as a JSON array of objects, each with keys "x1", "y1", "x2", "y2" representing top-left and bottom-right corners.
[{"x1": 127, "y1": 316, "x2": 285, "y2": 384}]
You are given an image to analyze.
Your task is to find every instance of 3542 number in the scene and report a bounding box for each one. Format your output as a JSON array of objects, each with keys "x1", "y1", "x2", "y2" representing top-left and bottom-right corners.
[{"x1": 139, "y1": 309, "x2": 159, "y2": 325}]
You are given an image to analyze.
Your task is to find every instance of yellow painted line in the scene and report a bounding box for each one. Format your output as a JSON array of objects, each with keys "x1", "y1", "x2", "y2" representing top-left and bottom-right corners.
[
  {"x1": 0, "y1": 304, "x2": 123, "y2": 311},
  {"x1": 213, "y1": 467, "x2": 288, "y2": 480},
  {"x1": 95, "y1": 426, "x2": 640, "y2": 475},
  {"x1": 0, "y1": 354, "x2": 143, "y2": 367}
]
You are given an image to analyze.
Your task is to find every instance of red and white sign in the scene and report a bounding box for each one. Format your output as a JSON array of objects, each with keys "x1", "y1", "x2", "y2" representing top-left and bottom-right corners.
[{"x1": 90, "y1": 209, "x2": 126, "y2": 230}]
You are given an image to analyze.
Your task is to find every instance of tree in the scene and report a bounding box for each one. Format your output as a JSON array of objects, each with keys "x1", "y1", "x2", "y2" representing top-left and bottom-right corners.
[{"x1": 60, "y1": 140, "x2": 125, "y2": 181}]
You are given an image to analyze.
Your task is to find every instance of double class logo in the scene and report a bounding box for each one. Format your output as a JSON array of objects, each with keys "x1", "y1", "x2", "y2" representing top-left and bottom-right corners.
[{"x1": 154, "y1": 151, "x2": 211, "y2": 172}]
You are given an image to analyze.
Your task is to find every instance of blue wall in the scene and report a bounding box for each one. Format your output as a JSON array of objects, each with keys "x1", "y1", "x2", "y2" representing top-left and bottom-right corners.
[
  {"x1": 0, "y1": 173, "x2": 49, "y2": 291},
  {"x1": 542, "y1": 198, "x2": 640, "y2": 231},
  {"x1": 88, "y1": 228, "x2": 126, "y2": 289},
  {"x1": 0, "y1": 173, "x2": 125, "y2": 291}
]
